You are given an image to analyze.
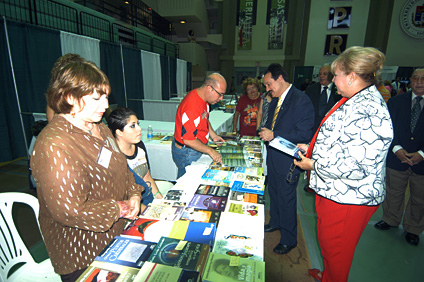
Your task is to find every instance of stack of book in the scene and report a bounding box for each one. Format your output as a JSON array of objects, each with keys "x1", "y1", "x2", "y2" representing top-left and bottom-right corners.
[
  {"x1": 218, "y1": 143, "x2": 263, "y2": 167},
  {"x1": 77, "y1": 147, "x2": 267, "y2": 282}
]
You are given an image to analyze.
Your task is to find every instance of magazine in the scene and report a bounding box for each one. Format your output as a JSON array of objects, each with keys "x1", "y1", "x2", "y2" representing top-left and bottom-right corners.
[{"x1": 269, "y1": 136, "x2": 304, "y2": 159}]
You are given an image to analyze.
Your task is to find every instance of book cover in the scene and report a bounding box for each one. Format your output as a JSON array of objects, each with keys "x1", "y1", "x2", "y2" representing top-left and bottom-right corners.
[
  {"x1": 95, "y1": 236, "x2": 156, "y2": 269},
  {"x1": 269, "y1": 136, "x2": 304, "y2": 159},
  {"x1": 134, "y1": 261, "x2": 200, "y2": 282},
  {"x1": 208, "y1": 162, "x2": 235, "y2": 171},
  {"x1": 163, "y1": 190, "x2": 184, "y2": 201},
  {"x1": 212, "y1": 212, "x2": 263, "y2": 261},
  {"x1": 140, "y1": 203, "x2": 185, "y2": 221},
  {"x1": 231, "y1": 173, "x2": 265, "y2": 185},
  {"x1": 201, "y1": 169, "x2": 234, "y2": 185},
  {"x1": 121, "y1": 218, "x2": 174, "y2": 243},
  {"x1": 229, "y1": 191, "x2": 265, "y2": 205},
  {"x1": 180, "y1": 208, "x2": 221, "y2": 225},
  {"x1": 187, "y1": 194, "x2": 228, "y2": 211},
  {"x1": 233, "y1": 167, "x2": 263, "y2": 176},
  {"x1": 231, "y1": 181, "x2": 265, "y2": 195},
  {"x1": 147, "y1": 237, "x2": 210, "y2": 274},
  {"x1": 224, "y1": 202, "x2": 264, "y2": 218},
  {"x1": 202, "y1": 252, "x2": 265, "y2": 282},
  {"x1": 169, "y1": 220, "x2": 216, "y2": 246},
  {"x1": 219, "y1": 132, "x2": 239, "y2": 141},
  {"x1": 195, "y1": 184, "x2": 230, "y2": 198},
  {"x1": 219, "y1": 145, "x2": 243, "y2": 154},
  {"x1": 76, "y1": 261, "x2": 139, "y2": 282}
]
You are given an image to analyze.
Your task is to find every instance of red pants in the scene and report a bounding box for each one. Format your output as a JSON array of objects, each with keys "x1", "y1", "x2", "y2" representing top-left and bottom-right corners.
[{"x1": 315, "y1": 196, "x2": 378, "y2": 282}]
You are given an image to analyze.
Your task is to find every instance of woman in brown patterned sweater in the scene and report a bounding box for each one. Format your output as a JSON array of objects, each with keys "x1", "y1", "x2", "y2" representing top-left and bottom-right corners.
[{"x1": 31, "y1": 60, "x2": 143, "y2": 281}]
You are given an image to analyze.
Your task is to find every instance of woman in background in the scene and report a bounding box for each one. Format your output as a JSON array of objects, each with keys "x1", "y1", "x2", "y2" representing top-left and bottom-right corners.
[
  {"x1": 107, "y1": 107, "x2": 163, "y2": 211},
  {"x1": 232, "y1": 77, "x2": 261, "y2": 136},
  {"x1": 256, "y1": 89, "x2": 272, "y2": 133},
  {"x1": 295, "y1": 46, "x2": 393, "y2": 282},
  {"x1": 31, "y1": 61, "x2": 142, "y2": 281}
]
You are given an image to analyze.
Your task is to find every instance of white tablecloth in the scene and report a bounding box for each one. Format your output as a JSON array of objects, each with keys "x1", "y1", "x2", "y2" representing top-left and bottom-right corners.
[{"x1": 140, "y1": 111, "x2": 233, "y2": 181}]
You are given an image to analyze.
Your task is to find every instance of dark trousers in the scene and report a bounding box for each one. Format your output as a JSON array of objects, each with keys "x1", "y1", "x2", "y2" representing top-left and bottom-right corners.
[{"x1": 267, "y1": 164, "x2": 299, "y2": 246}]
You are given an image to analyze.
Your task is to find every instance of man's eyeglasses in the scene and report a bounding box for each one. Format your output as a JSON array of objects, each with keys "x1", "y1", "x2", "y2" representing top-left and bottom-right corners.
[
  {"x1": 286, "y1": 163, "x2": 298, "y2": 184},
  {"x1": 209, "y1": 85, "x2": 225, "y2": 97}
]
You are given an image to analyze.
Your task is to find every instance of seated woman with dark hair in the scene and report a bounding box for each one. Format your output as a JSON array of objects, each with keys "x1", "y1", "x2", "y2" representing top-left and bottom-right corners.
[{"x1": 107, "y1": 107, "x2": 163, "y2": 211}]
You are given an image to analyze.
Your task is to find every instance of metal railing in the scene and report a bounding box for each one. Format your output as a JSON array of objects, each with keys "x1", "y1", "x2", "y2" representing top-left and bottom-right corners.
[{"x1": 0, "y1": 0, "x2": 177, "y2": 57}]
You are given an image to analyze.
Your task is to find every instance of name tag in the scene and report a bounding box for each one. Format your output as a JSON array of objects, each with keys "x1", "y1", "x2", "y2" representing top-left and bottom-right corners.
[{"x1": 97, "y1": 146, "x2": 112, "y2": 168}]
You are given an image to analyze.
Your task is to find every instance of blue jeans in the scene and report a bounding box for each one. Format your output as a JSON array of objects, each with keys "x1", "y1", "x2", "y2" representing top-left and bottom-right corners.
[{"x1": 172, "y1": 139, "x2": 202, "y2": 179}]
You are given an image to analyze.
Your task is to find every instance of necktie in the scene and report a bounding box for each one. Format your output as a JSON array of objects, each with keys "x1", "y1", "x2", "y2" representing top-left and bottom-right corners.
[
  {"x1": 271, "y1": 99, "x2": 282, "y2": 129},
  {"x1": 319, "y1": 86, "x2": 328, "y2": 117},
  {"x1": 411, "y1": 96, "x2": 423, "y2": 132}
]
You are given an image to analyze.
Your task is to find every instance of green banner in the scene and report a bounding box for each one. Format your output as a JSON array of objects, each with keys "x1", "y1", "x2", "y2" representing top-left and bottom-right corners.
[
  {"x1": 237, "y1": 0, "x2": 256, "y2": 50},
  {"x1": 267, "y1": 0, "x2": 287, "y2": 50}
]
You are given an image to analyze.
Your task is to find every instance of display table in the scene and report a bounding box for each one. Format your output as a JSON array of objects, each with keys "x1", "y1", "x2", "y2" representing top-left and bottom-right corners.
[{"x1": 140, "y1": 110, "x2": 233, "y2": 181}]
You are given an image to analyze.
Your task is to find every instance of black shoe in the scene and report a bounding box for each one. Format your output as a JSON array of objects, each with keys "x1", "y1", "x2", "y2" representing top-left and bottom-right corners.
[
  {"x1": 273, "y1": 243, "x2": 297, "y2": 255},
  {"x1": 264, "y1": 224, "x2": 279, "y2": 233},
  {"x1": 374, "y1": 220, "x2": 393, "y2": 230},
  {"x1": 405, "y1": 232, "x2": 419, "y2": 246}
]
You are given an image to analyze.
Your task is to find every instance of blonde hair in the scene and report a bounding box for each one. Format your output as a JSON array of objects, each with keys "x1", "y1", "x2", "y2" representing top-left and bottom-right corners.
[
  {"x1": 331, "y1": 46, "x2": 385, "y2": 84},
  {"x1": 242, "y1": 77, "x2": 261, "y2": 94}
]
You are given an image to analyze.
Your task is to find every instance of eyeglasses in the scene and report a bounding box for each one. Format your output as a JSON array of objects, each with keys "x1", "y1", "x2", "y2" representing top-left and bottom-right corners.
[
  {"x1": 286, "y1": 163, "x2": 298, "y2": 184},
  {"x1": 209, "y1": 85, "x2": 225, "y2": 97}
]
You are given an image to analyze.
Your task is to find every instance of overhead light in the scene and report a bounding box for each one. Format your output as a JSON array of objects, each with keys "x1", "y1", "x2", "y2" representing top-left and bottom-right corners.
[
  {"x1": 180, "y1": 20, "x2": 186, "y2": 24},
  {"x1": 124, "y1": 1, "x2": 129, "y2": 4}
]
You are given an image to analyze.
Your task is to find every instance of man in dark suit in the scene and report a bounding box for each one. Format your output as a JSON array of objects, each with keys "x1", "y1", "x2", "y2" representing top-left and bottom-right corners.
[
  {"x1": 305, "y1": 64, "x2": 341, "y2": 133},
  {"x1": 259, "y1": 63, "x2": 314, "y2": 254},
  {"x1": 375, "y1": 68, "x2": 424, "y2": 246}
]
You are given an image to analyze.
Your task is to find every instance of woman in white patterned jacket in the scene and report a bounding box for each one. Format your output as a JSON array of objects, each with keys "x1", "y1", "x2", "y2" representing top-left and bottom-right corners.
[{"x1": 294, "y1": 46, "x2": 393, "y2": 282}]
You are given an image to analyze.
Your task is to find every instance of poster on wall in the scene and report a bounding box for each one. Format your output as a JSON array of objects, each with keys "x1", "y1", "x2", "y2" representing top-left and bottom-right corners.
[
  {"x1": 400, "y1": 0, "x2": 424, "y2": 39},
  {"x1": 328, "y1": 7, "x2": 352, "y2": 29},
  {"x1": 324, "y1": 34, "x2": 347, "y2": 56},
  {"x1": 237, "y1": 0, "x2": 257, "y2": 50},
  {"x1": 266, "y1": 0, "x2": 288, "y2": 50}
]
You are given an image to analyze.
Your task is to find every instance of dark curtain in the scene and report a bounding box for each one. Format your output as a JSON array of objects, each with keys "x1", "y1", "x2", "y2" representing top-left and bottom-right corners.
[
  {"x1": 100, "y1": 42, "x2": 126, "y2": 107},
  {"x1": 396, "y1": 67, "x2": 414, "y2": 82},
  {"x1": 169, "y1": 57, "x2": 177, "y2": 95},
  {"x1": 122, "y1": 46, "x2": 144, "y2": 119},
  {"x1": 293, "y1": 66, "x2": 314, "y2": 90},
  {"x1": 187, "y1": 62, "x2": 193, "y2": 92},
  {"x1": 160, "y1": 55, "x2": 170, "y2": 100},
  {"x1": 0, "y1": 19, "x2": 25, "y2": 161},
  {"x1": 2, "y1": 20, "x2": 61, "y2": 161}
]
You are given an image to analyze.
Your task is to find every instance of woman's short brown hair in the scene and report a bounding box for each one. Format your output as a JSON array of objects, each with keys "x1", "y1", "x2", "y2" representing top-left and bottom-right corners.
[
  {"x1": 47, "y1": 61, "x2": 110, "y2": 114},
  {"x1": 331, "y1": 46, "x2": 385, "y2": 85},
  {"x1": 242, "y1": 77, "x2": 261, "y2": 94}
]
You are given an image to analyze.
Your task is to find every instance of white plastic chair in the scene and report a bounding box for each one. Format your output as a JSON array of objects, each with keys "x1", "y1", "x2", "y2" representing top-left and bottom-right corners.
[{"x1": 0, "y1": 192, "x2": 61, "y2": 282}]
